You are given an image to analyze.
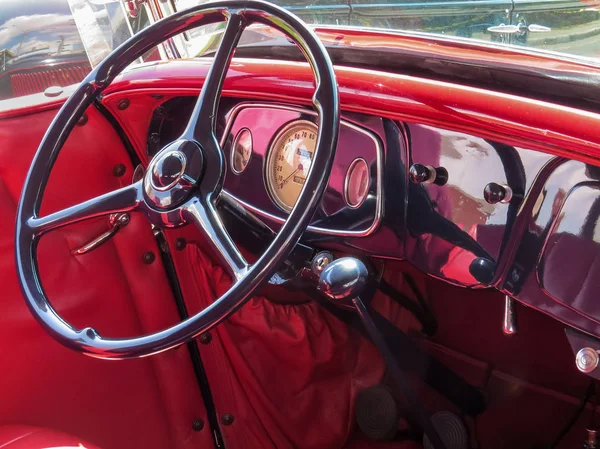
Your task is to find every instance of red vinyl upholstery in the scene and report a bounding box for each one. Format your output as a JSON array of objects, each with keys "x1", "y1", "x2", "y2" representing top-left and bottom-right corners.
[
  {"x1": 0, "y1": 100, "x2": 414, "y2": 449},
  {"x1": 0, "y1": 426, "x2": 100, "y2": 449},
  {"x1": 0, "y1": 106, "x2": 213, "y2": 449},
  {"x1": 0, "y1": 100, "x2": 393, "y2": 449},
  {"x1": 163, "y1": 227, "x2": 389, "y2": 449}
]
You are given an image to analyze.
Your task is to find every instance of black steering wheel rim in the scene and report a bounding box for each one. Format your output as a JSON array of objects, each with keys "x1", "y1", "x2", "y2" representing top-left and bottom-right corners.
[{"x1": 15, "y1": 0, "x2": 339, "y2": 360}]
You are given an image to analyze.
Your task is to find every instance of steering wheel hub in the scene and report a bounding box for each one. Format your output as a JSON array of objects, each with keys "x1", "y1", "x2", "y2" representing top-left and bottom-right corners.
[
  {"x1": 152, "y1": 151, "x2": 186, "y2": 190},
  {"x1": 144, "y1": 139, "x2": 204, "y2": 209}
]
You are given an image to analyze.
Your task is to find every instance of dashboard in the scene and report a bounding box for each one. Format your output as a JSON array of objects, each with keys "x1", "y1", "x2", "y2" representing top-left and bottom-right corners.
[
  {"x1": 111, "y1": 93, "x2": 600, "y2": 341},
  {"x1": 147, "y1": 98, "x2": 383, "y2": 237},
  {"x1": 221, "y1": 103, "x2": 383, "y2": 236}
]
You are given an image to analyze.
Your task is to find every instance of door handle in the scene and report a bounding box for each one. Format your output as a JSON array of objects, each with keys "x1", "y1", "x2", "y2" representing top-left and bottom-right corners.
[
  {"x1": 72, "y1": 213, "x2": 130, "y2": 255},
  {"x1": 487, "y1": 23, "x2": 551, "y2": 34},
  {"x1": 527, "y1": 24, "x2": 552, "y2": 32}
]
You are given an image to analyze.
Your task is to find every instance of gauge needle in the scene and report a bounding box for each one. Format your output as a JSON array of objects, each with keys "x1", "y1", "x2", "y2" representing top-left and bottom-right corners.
[{"x1": 279, "y1": 169, "x2": 299, "y2": 189}]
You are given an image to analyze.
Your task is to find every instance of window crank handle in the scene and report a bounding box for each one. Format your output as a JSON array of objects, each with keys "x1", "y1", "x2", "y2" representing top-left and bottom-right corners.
[{"x1": 72, "y1": 213, "x2": 130, "y2": 256}]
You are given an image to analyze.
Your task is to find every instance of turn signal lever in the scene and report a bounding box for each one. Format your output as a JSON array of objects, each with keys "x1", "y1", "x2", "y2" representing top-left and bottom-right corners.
[{"x1": 318, "y1": 257, "x2": 448, "y2": 449}]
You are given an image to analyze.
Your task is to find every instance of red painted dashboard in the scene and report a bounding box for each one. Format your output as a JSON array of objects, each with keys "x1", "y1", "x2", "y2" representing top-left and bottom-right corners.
[
  {"x1": 102, "y1": 57, "x2": 600, "y2": 163},
  {"x1": 94, "y1": 47, "x2": 600, "y2": 346},
  {"x1": 6, "y1": 27, "x2": 600, "y2": 354}
]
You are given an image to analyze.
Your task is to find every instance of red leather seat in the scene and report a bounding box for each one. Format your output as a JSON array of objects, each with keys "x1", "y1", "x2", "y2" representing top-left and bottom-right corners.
[{"x1": 0, "y1": 426, "x2": 100, "y2": 449}]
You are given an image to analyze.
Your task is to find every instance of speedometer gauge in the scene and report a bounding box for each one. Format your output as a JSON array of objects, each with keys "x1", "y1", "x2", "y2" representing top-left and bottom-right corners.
[{"x1": 265, "y1": 120, "x2": 318, "y2": 212}]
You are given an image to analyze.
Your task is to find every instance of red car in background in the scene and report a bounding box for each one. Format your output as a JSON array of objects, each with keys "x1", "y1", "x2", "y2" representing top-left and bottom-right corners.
[{"x1": 0, "y1": 0, "x2": 150, "y2": 100}]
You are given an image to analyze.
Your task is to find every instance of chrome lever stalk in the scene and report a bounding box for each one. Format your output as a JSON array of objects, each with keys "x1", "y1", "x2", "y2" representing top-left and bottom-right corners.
[
  {"x1": 72, "y1": 213, "x2": 130, "y2": 255},
  {"x1": 503, "y1": 295, "x2": 518, "y2": 335}
]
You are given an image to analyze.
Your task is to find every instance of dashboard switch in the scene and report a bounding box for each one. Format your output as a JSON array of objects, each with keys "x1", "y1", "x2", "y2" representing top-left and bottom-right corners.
[
  {"x1": 484, "y1": 182, "x2": 513, "y2": 204},
  {"x1": 469, "y1": 257, "x2": 496, "y2": 284},
  {"x1": 576, "y1": 347, "x2": 599, "y2": 374},
  {"x1": 409, "y1": 164, "x2": 448, "y2": 186}
]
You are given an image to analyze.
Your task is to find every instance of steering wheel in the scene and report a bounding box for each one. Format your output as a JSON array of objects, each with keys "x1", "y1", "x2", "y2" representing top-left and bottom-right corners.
[{"x1": 15, "y1": 0, "x2": 339, "y2": 360}]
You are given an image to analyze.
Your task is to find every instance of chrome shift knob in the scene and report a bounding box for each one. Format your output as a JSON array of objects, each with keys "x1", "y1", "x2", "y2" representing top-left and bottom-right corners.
[{"x1": 318, "y1": 257, "x2": 368, "y2": 301}]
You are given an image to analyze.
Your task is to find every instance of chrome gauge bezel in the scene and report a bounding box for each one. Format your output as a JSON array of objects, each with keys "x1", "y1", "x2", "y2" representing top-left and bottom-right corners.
[
  {"x1": 230, "y1": 127, "x2": 253, "y2": 175},
  {"x1": 344, "y1": 157, "x2": 369, "y2": 209},
  {"x1": 264, "y1": 119, "x2": 319, "y2": 213},
  {"x1": 220, "y1": 102, "x2": 385, "y2": 238}
]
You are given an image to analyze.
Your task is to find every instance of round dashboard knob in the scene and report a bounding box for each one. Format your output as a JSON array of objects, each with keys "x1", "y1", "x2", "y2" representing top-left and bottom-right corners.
[
  {"x1": 409, "y1": 164, "x2": 448, "y2": 186},
  {"x1": 484, "y1": 182, "x2": 513, "y2": 204},
  {"x1": 576, "y1": 347, "x2": 599, "y2": 373},
  {"x1": 409, "y1": 164, "x2": 434, "y2": 184},
  {"x1": 469, "y1": 257, "x2": 496, "y2": 284}
]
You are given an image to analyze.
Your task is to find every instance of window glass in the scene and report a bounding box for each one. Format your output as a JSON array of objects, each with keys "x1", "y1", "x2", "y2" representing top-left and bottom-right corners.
[
  {"x1": 0, "y1": 0, "x2": 149, "y2": 101},
  {"x1": 172, "y1": 0, "x2": 600, "y2": 62}
]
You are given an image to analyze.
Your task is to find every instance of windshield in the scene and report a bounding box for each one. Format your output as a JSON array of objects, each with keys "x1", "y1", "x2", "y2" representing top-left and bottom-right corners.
[{"x1": 171, "y1": 0, "x2": 600, "y2": 60}]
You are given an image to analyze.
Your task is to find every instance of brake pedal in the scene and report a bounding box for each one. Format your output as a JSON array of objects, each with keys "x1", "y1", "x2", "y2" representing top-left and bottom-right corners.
[{"x1": 423, "y1": 411, "x2": 468, "y2": 449}]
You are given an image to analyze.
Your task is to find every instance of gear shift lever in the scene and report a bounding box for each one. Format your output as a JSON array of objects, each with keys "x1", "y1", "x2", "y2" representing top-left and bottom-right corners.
[
  {"x1": 317, "y1": 257, "x2": 447, "y2": 449},
  {"x1": 318, "y1": 257, "x2": 369, "y2": 302}
]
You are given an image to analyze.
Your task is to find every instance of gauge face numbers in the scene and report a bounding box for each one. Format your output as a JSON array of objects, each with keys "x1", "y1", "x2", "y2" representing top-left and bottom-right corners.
[
  {"x1": 266, "y1": 120, "x2": 318, "y2": 212},
  {"x1": 345, "y1": 158, "x2": 370, "y2": 208},
  {"x1": 231, "y1": 128, "x2": 253, "y2": 174}
]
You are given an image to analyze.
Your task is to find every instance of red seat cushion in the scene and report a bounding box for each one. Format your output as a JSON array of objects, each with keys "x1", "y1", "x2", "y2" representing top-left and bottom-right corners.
[{"x1": 0, "y1": 426, "x2": 100, "y2": 449}]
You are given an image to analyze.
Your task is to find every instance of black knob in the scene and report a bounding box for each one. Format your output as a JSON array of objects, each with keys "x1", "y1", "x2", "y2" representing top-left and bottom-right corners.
[
  {"x1": 484, "y1": 182, "x2": 512, "y2": 204},
  {"x1": 469, "y1": 257, "x2": 496, "y2": 284},
  {"x1": 410, "y1": 164, "x2": 448, "y2": 186}
]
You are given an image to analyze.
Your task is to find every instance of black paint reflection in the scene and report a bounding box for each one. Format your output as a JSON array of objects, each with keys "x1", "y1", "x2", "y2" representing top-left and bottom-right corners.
[
  {"x1": 487, "y1": 140, "x2": 526, "y2": 253},
  {"x1": 539, "y1": 183, "x2": 600, "y2": 322},
  {"x1": 404, "y1": 124, "x2": 552, "y2": 287}
]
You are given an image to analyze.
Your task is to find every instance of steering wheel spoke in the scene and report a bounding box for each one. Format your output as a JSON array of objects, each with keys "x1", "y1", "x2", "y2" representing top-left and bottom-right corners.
[
  {"x1": 28, "y1": 181, "x2": 143, "y2": 236},
  {"x1": 183, "y1": 197, "x2": 249, "y2": 281},
  {"x1": 184, "y1": 12, "x2": 246, "y2": 146}
]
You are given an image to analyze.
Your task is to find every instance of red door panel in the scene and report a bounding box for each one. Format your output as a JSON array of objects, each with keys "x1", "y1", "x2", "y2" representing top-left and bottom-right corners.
[{"x1": 0, "y1": 106, "x2": 212, "y2": 449}]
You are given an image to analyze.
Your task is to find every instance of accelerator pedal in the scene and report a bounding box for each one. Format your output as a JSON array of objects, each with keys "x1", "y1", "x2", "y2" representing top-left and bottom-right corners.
[
  {"x1": 423, "y1": 411, "x2": 468, "y2": 449},
  {"x1": 356, "y1": 385, "x2": 399, "y2": 441}
]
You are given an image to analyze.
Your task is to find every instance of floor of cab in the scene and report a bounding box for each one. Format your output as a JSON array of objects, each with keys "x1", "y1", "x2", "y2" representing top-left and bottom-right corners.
[
  {"x1": 175, "y1": 239, "x2": 594, "y2": 449},
  {"x1": 354, "y1": 261, "x2": 596, "y2": 449}
]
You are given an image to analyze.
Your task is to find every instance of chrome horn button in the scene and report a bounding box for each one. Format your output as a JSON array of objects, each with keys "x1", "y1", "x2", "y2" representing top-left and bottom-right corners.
[
  {"x1": 144, "y1": 139, "x2": 204, "y2": 209},
  {"x1": 151, "y1": 151, "x2": 187, "y2": 191}
]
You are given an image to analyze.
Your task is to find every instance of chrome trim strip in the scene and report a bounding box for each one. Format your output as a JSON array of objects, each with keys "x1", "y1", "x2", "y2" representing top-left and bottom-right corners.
[{"x1": 220, "y1": 102, "x2": 384, "y2": 237}]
